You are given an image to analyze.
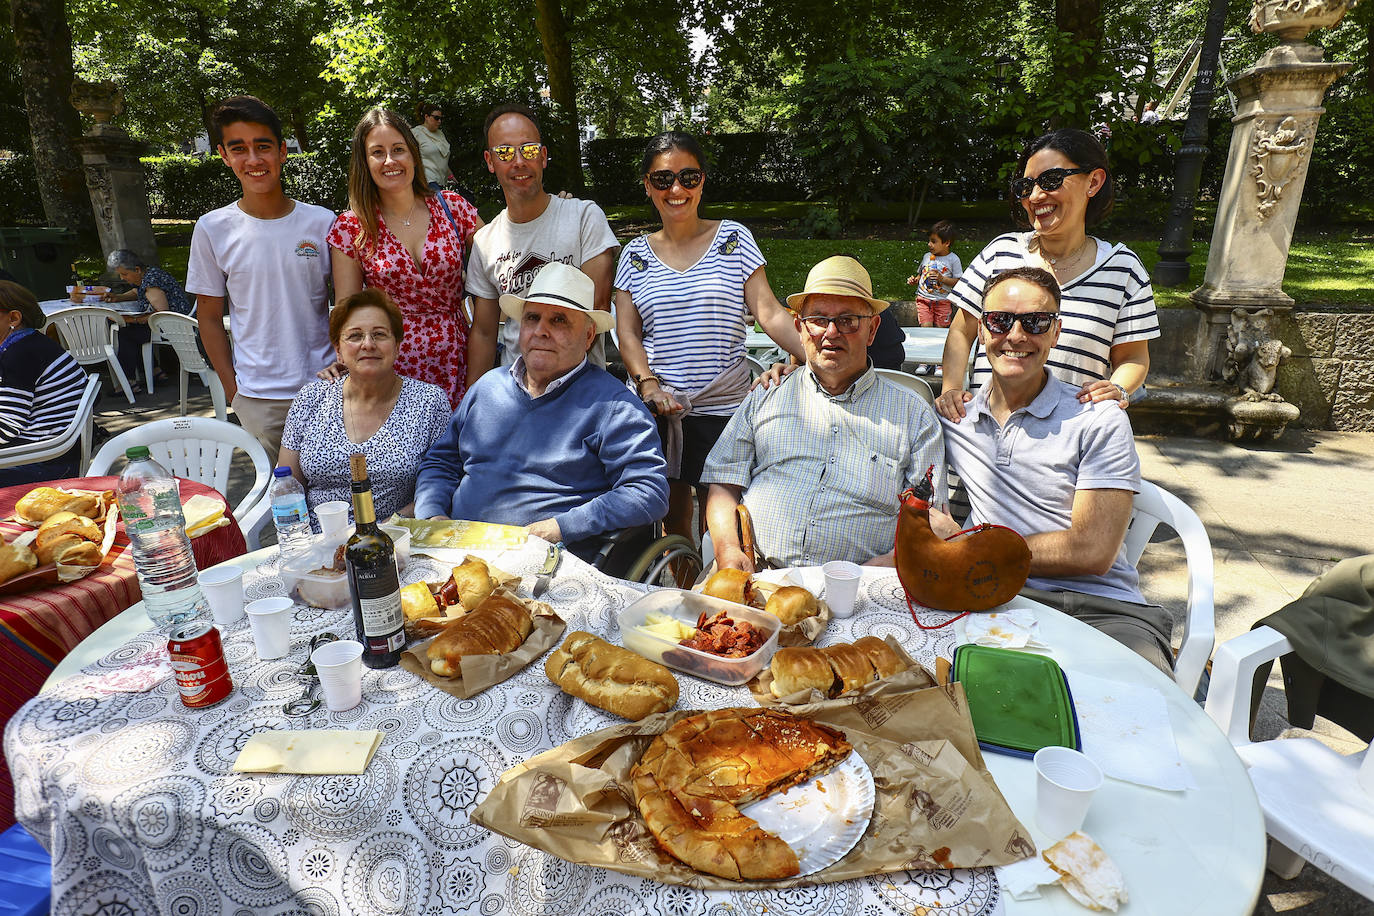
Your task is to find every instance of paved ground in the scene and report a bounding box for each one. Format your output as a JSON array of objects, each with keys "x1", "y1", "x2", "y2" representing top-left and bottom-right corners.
[{"x1": 90, "y1": 375, "x2": 1374, "y2": 914}]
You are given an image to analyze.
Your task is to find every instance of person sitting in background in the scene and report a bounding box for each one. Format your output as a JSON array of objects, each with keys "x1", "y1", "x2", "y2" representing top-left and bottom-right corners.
[
  {"x1": 0, "y1": 281, "x2": 89, "y2": 485},
  {"x1": 277, "y1": 288, "x2": 451, "y2": 526},
  {"x1": 867, "y1": 308, "x2": 906, "y2": 369},
  {"x1": 104, "y1": 249, "x2": 193, "y2": 392},
  {"x1": 414, "y1": 263, "x2": 668, "y2": 561}
]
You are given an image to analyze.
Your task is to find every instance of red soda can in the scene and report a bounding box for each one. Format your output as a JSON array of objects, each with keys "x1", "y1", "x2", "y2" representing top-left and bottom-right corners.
[{"x1": 168, "y1": 621, "x2": 233, "y2": 708}]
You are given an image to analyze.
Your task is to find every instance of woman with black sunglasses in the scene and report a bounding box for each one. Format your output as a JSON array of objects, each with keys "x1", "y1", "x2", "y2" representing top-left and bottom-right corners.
[
  {"x1": 614, "y1": 131, "x2": 804, "y2": 545},
  {"x1": 935, "y1": 128, "x2": 1158, "y2": 422}
]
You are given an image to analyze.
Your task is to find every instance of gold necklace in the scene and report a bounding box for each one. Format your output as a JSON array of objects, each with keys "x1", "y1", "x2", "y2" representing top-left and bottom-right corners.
[{"x1": 384, "y1": 199, "x2": 419, "y2": 228}]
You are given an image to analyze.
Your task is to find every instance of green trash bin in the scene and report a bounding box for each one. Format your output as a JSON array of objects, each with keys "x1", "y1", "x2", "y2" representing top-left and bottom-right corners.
[{"x1": 0, "y1": 227, "x2": 80, "y2": 300}]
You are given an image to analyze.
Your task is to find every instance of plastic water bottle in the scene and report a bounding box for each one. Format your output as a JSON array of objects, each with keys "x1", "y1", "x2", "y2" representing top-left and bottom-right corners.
[
  {"x1": 270, "y1": 467, "x2": 313, "y2": 562},
  {"x1": 115, "y1": 446, "x2": 208, "y2": 630}
]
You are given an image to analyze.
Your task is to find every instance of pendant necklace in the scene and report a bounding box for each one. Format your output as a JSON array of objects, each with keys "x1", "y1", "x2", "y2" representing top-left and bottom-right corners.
[{"x1": 386, "y1": 200, "x2": 418, "y2": 228}]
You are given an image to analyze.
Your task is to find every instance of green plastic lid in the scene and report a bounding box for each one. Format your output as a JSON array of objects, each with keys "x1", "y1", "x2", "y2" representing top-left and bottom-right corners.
[
  {"x1": 125, "y1": 446, "x2": 150, "y2": 459},
  {"x1": 952, "y1": 644, "x2": 1080, "y2": 757}
]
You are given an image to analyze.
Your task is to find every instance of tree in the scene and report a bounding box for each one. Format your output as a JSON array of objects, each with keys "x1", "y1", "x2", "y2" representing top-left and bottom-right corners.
[
  {"x1": 8, "y1": 0, "x2": 94, "y2": 235},
  {"x1": 533, "y1": 0, "x2": 582, "y2": 193}
]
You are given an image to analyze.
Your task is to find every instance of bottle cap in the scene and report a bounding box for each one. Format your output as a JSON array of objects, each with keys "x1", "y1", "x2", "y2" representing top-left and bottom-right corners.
[
  {"x1": 125, "y1": 446, "x2": 150, "y2": 459},
  {"x1": 273, "y1": 466, "x2": 293, "y2": 478}
]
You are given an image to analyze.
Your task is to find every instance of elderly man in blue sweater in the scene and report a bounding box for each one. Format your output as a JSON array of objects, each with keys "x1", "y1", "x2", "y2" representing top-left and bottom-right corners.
[{"x1": 414, "y1": 263, "x2": 669, "y2": 559}]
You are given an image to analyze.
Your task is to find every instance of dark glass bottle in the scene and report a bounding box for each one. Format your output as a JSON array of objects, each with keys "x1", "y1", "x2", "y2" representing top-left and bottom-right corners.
[{"x1": 345, "y1": 454, "x2": 404, "y2": 668}]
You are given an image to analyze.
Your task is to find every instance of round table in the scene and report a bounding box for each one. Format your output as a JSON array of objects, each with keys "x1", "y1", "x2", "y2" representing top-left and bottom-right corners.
[{"x1": 12, "y1": 544, "x2": 1264, "y2": 915}]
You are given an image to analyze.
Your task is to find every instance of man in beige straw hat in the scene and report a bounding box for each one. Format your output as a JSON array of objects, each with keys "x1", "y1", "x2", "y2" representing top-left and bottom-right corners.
[{"x1": 700, "y1": 255, "x2": 946, "y2": 570}]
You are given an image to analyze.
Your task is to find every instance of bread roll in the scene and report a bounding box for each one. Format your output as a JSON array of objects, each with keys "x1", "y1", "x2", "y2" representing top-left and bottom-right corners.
[
  {"x1": 401, "y1": 582, "x2": 439, "y2": 621},
  {"x1": 37, "y1": 511, "x2": 101, "y2": 542},
  {"x1": 0, "y1": 541, "x2": 38, "y2": 585},
  {"x1": 702, "y1": 568, "x2": 752, "y2": 605},
  {"x1": 57, "y1": 492, "x2": 101, "y2": 519},
  {"x1": 852, "y1": 635, "x2": 905, "y2": 679},
  {"x1": 768, "y1": 646, "x2": 836, "y2": 698},
  {"x1": 14, "y1": 487, "x2": 72, "y2": 522},
  {"x1": 545, "y1": 631, "x2": 678, "y2": 720},
  {"x1": 451, "y1": 556, "x2": 497, "y2": 609},
  {"x1": 768, "y1": 637, "x2": 912, "y2": 699},
  {"x1": 763, "y1": 585, "x2": 818, "y2": 625},
  {"x1": 821, "y1": 643, "x2": 876, "y2": 695},
  {"x1": 54, "y1": 540, "x2": 102, "y2": 567},
  {"x1": 426, "y1": 592, "x2": 532, "y2": 677}
]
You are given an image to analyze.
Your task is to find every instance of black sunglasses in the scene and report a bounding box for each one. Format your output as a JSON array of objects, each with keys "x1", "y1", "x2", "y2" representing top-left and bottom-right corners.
[
  {"x1": 1010, "y1": 167, "x2": 1092, "y2": 199},
  {"x1": 982, "y1": 311, "x2": 1059, "y2": 335},
  {"x1": 646, "y1": 168, "x2": 704, "y2": 191},
  {"x1": 428, "y1": 113, "x2": 443, "y2": 121}
]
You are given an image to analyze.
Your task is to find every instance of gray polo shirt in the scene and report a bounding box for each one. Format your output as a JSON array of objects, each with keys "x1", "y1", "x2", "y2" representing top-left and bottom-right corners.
[{"x1": 940, "y1": 373, "x2": 1143, "y2": 603}]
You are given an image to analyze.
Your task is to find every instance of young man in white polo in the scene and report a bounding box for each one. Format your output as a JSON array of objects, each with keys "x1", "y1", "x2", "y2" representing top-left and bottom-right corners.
[{"x1": 185, "y1": 95, "x2": 335, "y2": 460}]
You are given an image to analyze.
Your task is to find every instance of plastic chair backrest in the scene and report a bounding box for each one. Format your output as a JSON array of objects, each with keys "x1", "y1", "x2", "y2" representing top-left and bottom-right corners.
[
  {"x1": 1124, "y1": 479, "x2": 1215, "y2": 699},
  {"x1": 0, "y1": 375, "x2": 102, "y2": 471},
  {"x1": 147, "y1": 312, "x2": 209, "y2": 373},
  {"x1": 48, "y1": 307, "x2": 124, "y2": 364},
  {"x1": 873, "y1": 368, "x2": 935, "y2": 405},
  {"x1": 85, "y1": 417, "x2": 271, "y2": 521}
]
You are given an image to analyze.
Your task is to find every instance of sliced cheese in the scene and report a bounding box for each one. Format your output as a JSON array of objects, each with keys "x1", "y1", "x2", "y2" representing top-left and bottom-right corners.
[{"x1": 232, "y1": 729, "x2": 383, "y2": 775}]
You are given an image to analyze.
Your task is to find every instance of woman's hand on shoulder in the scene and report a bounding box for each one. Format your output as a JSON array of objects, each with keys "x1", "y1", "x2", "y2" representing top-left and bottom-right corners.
[
  {"x1": 935, "y1": 387, "x2": 973, "y2": 422},
  {"x1": 749, "y1": 362, "x2": 798, "y2": 391},
  {"x1": 1077, "y1": 379, "x2": 1130, "y2": 409},
  {"x1": 317, "y1": 360, "x2": 347, "y2": 382}
]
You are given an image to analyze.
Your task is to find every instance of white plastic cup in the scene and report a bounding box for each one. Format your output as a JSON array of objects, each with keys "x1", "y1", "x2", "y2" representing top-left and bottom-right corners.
[
  {"x1": 315, "y1": 501, "x2": 350, "y2": 538},
  {"x1": 199, "y1": 566, "x2": 245, "y2": 625},
  {"x1": 244, "y1": 596, "x2": 293, "y2": 660},
  {"x1": 1034, "y1": 746, "x2": 1104, "y2": 839},
  {"x1": 822, "y1": 561, "x2": 863, "y2": 618},
  {"x1": 312, "y1": 639, "x2": 364, "y2": 711}
]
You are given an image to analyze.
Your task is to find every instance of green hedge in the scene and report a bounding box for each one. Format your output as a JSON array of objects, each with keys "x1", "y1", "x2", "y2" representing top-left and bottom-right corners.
[
  {"x1": 587, "y1": 131, "x2": 808, "y2": 205},
  {"x1": 0, "y1": 155, "x2": 45, "y2": 225},
  {"x1": 141, "y1": 152, "x2": 347, "y2": 217}
]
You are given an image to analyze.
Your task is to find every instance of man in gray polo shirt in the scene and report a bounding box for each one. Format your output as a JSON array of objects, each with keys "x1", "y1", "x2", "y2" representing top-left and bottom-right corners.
[{"x1": 937, "y1": 266, "x2": 1172, "y2": 673}]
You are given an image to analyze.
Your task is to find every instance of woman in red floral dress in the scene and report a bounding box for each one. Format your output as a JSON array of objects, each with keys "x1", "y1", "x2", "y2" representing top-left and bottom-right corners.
[{"x1": 329, "y1": 107, "x2": 482, "y2": 408}]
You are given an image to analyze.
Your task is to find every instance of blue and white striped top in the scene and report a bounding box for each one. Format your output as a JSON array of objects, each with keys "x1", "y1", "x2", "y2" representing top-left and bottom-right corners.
[
  {"x1": 614, "y1": 219, "x2": 766, "y2": 416},
  {"x1": 947, "y1": 232, "x2": 1160, "y2": 390},
  {"x1": 0, "y1": 330, "x2": 87, "y2": 447}
]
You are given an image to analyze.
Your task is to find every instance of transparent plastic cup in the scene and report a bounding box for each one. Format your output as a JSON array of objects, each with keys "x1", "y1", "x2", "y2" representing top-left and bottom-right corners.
[
  {"x1": 312, "y1": 639, "x2": 364, "y2": 711},
  {"x1": 244, "y1": 596, "x2": 293, "y2": 660},
  {"x1": 199, "y1": 566, "x2": 244, "y2": 625},
  {"x1": 1034, "y1": 746, "x2": 1104, "y2": 839},
  {"x1": 822, "y1": 561, "x2": 862, "y2": 618}
]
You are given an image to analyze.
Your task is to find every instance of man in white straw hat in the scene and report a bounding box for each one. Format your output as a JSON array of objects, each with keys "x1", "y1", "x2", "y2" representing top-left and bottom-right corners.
[
  {"x1": 700, "y1": 255, "x2": 945, "y2": 569},
  {"x1": 415, "y1": 262, "x2": 668, "y2": 560}
]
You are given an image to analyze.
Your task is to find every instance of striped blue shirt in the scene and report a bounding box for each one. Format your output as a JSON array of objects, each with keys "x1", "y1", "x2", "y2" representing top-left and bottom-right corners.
[
  {"x1": 614, "y1": 220, "x2": 765, "y2": 416},
  {"x1": 0, "y1": 330, "x2": 87, "y2": 446},
  {"x1": 947, "y1": 232, "x2": 1160, "y2": 389}
]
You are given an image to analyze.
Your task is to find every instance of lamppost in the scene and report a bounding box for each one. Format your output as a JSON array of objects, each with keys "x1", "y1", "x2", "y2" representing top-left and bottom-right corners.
[{"x1": 1152, "y1": 0, "x2": 1229, "y2": 287}]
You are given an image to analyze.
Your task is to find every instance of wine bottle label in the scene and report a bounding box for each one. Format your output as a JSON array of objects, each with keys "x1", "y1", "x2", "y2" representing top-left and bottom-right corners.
[{"x1": 349, "y1": 566, "x2": 403, "y2": 637}]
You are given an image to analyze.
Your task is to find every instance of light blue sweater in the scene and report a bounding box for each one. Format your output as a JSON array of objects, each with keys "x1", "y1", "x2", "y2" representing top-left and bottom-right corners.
[{"x1": 413, "y1": 362, "x2": 669, "y2": 548}]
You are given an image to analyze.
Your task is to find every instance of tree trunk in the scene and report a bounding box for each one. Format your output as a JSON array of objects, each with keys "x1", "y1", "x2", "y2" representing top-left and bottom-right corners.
[
  {"x1": 533, "y1": 0, "x2": 585, "y2": 194},
  {"x1": 8, "y1": 0, "x2": 94, "y2": 237},
  {"x1": 1054, "y1": 0, "x2": 1103, "y2": 93},
  {"x1": 291, "y1": 107, "x2": 311, "y2": 153}
]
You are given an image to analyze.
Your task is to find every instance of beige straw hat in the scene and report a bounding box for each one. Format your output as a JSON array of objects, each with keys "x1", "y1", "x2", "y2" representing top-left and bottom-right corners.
[{"x1": 784, "y1": 255, "x2": 890, "y2": 314}]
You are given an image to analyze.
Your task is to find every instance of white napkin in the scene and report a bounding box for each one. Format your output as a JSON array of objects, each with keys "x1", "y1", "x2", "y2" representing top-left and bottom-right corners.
[
  {"x1": 1064, "y1": 669, "x2": 1197, "y2": 791},
  {"x1": 182, "y1": 494, "x2": 229, "y2": 538},
  {"x1": 962, "y1": 607, "x2": 1045, "y2": 649},
  {"x1": 996, "y1": 855, "x2": 1062, "y2": 900}
]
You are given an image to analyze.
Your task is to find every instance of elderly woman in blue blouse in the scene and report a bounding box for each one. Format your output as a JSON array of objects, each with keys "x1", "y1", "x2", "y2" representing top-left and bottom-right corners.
[
  {"x1": 277, "y1": 288, "x2": 451, "y2": 525},
  {"x1": 104, "y1": 249, "x2": 193, "y2": 392}
]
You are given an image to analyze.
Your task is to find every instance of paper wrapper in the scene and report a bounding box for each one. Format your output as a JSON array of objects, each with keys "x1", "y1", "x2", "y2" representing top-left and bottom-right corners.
[
  {"x1": 399, "y1": 588, "x2": 566, "y2": 698},
  {"x1": 402, "y1": 556, "x2": 520, "y2": 637},
  {"x1": 746, "y1": 635, "x2": 936, "y2": 706},
  {"x1": 470, "y1": 680, "x2": 1035, "y2": 889},
  {"x1": 11, "y1": 486, "x2": 118, "y2": 527},
  {"x1": 3, "y1": 504, "x2": 120, "y2": 590}
]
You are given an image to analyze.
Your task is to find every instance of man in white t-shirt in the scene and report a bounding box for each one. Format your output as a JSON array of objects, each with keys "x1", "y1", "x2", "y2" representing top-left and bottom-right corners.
[
  {"x1": 465, "y1": 104, "x2": 619, "y2": 388},
  {"x1": 185, "y1": 95, "x2": 335, "y2": 460}
]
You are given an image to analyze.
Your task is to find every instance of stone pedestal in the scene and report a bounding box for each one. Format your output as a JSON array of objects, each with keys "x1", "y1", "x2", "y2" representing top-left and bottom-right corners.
[{"x1": 70, "y1": 80, "x2": 158, "y2": 266}]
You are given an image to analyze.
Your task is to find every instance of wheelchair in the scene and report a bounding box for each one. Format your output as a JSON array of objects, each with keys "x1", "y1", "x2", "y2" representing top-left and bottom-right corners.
[{"x1": 585, "y1": 523, "x2": 704, "y2": 588}]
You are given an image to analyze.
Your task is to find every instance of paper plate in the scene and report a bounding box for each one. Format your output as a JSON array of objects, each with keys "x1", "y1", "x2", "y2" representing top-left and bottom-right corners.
[{"x1": 741, "y1": 752, "x2": 875, "y2": 877}]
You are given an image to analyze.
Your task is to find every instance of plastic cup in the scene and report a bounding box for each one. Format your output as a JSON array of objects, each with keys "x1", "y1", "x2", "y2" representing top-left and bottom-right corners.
[
  {"x1": 822, "y1": 561, "x2": 862, "y2": 618},
  {"x1": 244, "y1": 596, "x2": 293, "y2": 660},
  {"x1": 311, "y1": 639, "x2": 364, "y2": 712},
  {"x1": 316, "y1": 501, "x2": 350, "y2": 537},
  {"x1": 199, "y1": 566, "x2": 244, "y2": 625},
  {"x1": 1034, "y1": 746, "x2": 1104, "y2": 839}
]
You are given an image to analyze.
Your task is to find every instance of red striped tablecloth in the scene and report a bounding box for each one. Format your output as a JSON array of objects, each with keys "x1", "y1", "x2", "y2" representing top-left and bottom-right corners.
[{"x1": 0, "y1": 475, "x2": 248, "y2": 830}]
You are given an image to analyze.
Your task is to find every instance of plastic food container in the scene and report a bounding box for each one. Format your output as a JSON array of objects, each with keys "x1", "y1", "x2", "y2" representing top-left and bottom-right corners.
[
  {"x1": 951, "y1": 644, "x2": 1081, "y2": 757},
  {"x1": 618, "y1": 589, "x2": 781, "y2": 686},
  {"x1": 380, "y1": 524, "x2": 410, "y2": 572},
  {"x1": 280, "y1": 543, "x2": 351, "y2": 611}
]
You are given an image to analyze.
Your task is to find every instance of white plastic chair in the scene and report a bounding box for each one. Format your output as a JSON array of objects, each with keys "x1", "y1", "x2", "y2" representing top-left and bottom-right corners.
[
  {"x1": 46, "y1": 306, "x2": 136, "y2": 404},
  {"x1": 0, "y1": 375, "x2": 102, "y2": 474},
  {"x1": 1121, "y1": 480, "x2": 1215, "y2": 699},
  {"x1": 147, "y1": 313, "x2": 228, "y2": 421},
  {"x1": 1204, "y1": 625, "x2": 1374, "y2": 899},
  {"x1": 86, "y1": 417, "x2": 272, "y2": 545},
  {"x1": 140, "y1": 320, "x2": 172, "y2": 395},
  {"x1": 874, "y1": 367, "x2": 935, "y2": 406}
]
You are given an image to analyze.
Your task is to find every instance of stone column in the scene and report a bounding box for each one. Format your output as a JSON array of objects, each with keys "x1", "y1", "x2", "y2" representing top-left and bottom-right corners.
[{"x1": 69, "y1": 80, "x2": 158, "y2": 266}]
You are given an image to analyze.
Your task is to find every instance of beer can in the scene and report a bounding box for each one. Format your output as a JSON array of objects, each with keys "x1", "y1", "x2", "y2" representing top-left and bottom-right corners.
[{"x1": 168, "y1": 620, "x2": 233, "y2": 708}]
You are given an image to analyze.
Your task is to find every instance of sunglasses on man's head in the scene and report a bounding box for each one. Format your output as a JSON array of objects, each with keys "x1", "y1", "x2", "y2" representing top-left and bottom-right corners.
[
  {"x1": 981, "y1": 311, "x2": 1059, "y2": 335},
  {"x1": 646, "y1": 168, "x2": 704, "y2": 191},
  {"x1": 1010, "y1": 167, "x2": 1092, "y2": 199},
  {"x1": 490, "y1": 142, "x2": 542, "y2": 162}
]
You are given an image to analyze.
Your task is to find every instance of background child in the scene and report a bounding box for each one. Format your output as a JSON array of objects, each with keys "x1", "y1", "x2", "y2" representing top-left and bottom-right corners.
[{"x1": 906, "y1": 219, "x2": 962, "y2": 328}]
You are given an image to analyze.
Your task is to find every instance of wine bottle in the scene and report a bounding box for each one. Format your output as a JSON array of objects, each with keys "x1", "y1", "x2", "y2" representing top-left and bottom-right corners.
[{"x1": 345, "y1": 454, "x2": 405, "y2": 668}]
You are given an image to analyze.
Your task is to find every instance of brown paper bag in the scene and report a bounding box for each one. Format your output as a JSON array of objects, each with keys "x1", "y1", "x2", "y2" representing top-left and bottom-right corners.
[
  {"x1": 400, "y1": 589, "x2": 566, "y2": 699},
  {"x1": 747, "y1": 635, "x2": 936, "y2": 705},
  {"x1": 470, "y1": 681, "x2": 1035, "y2": 889}
]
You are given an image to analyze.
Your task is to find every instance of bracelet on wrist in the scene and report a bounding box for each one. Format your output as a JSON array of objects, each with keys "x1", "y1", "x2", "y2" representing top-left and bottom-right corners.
[{"x1": 633, "y1": 374, "x2": 660, "y2": 394}]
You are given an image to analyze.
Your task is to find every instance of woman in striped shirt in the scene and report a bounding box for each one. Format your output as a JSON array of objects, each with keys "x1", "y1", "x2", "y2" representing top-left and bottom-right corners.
[
  {"x1": 936, "y1": 129, "x2": 1159, "y2": 422},
  {"x1": 0, "y1": 281, "x2": 90, "y2": 484},
  {"x1": 615, "y1": 131, "x2": 804, "y2": 542}
]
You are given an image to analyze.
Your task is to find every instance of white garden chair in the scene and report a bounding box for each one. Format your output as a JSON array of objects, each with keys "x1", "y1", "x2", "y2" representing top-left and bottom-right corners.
[
  {"x1": 1205, "y1": 624, "x2": 1374, "y2": 900},
  {"x1": 146, "y1": 313, "x2": 228, "y2": 421},
  {"x1": 874, "y1": 367, "x2": 935, "y2": 406},
  {"x1": 46, "y1": 306, "x2": 136, "y2": 404},
  {"x1": 86, "y1": 417, "x2": 272, "y2": 545},
  {"x1": 0, "y1": 375, "x2": 102, "y2": 474},
  {"x1": 1122, "y1": 480, "x2": 1216, "y2": 699}
]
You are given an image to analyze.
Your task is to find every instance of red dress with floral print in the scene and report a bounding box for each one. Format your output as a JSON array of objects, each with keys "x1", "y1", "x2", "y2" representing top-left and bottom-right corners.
[{"x1": 327, "y1": 191, "x2": 479, "y2": 407}]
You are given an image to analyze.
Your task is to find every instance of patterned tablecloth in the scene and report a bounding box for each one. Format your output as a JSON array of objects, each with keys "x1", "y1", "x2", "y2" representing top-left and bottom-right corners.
[
  {"x1": 5, "y1": 540, "x2": 1004, "y2": 916},
  {"x1": 0, "y1": 475, "x2": 248, "y2": 832}
]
